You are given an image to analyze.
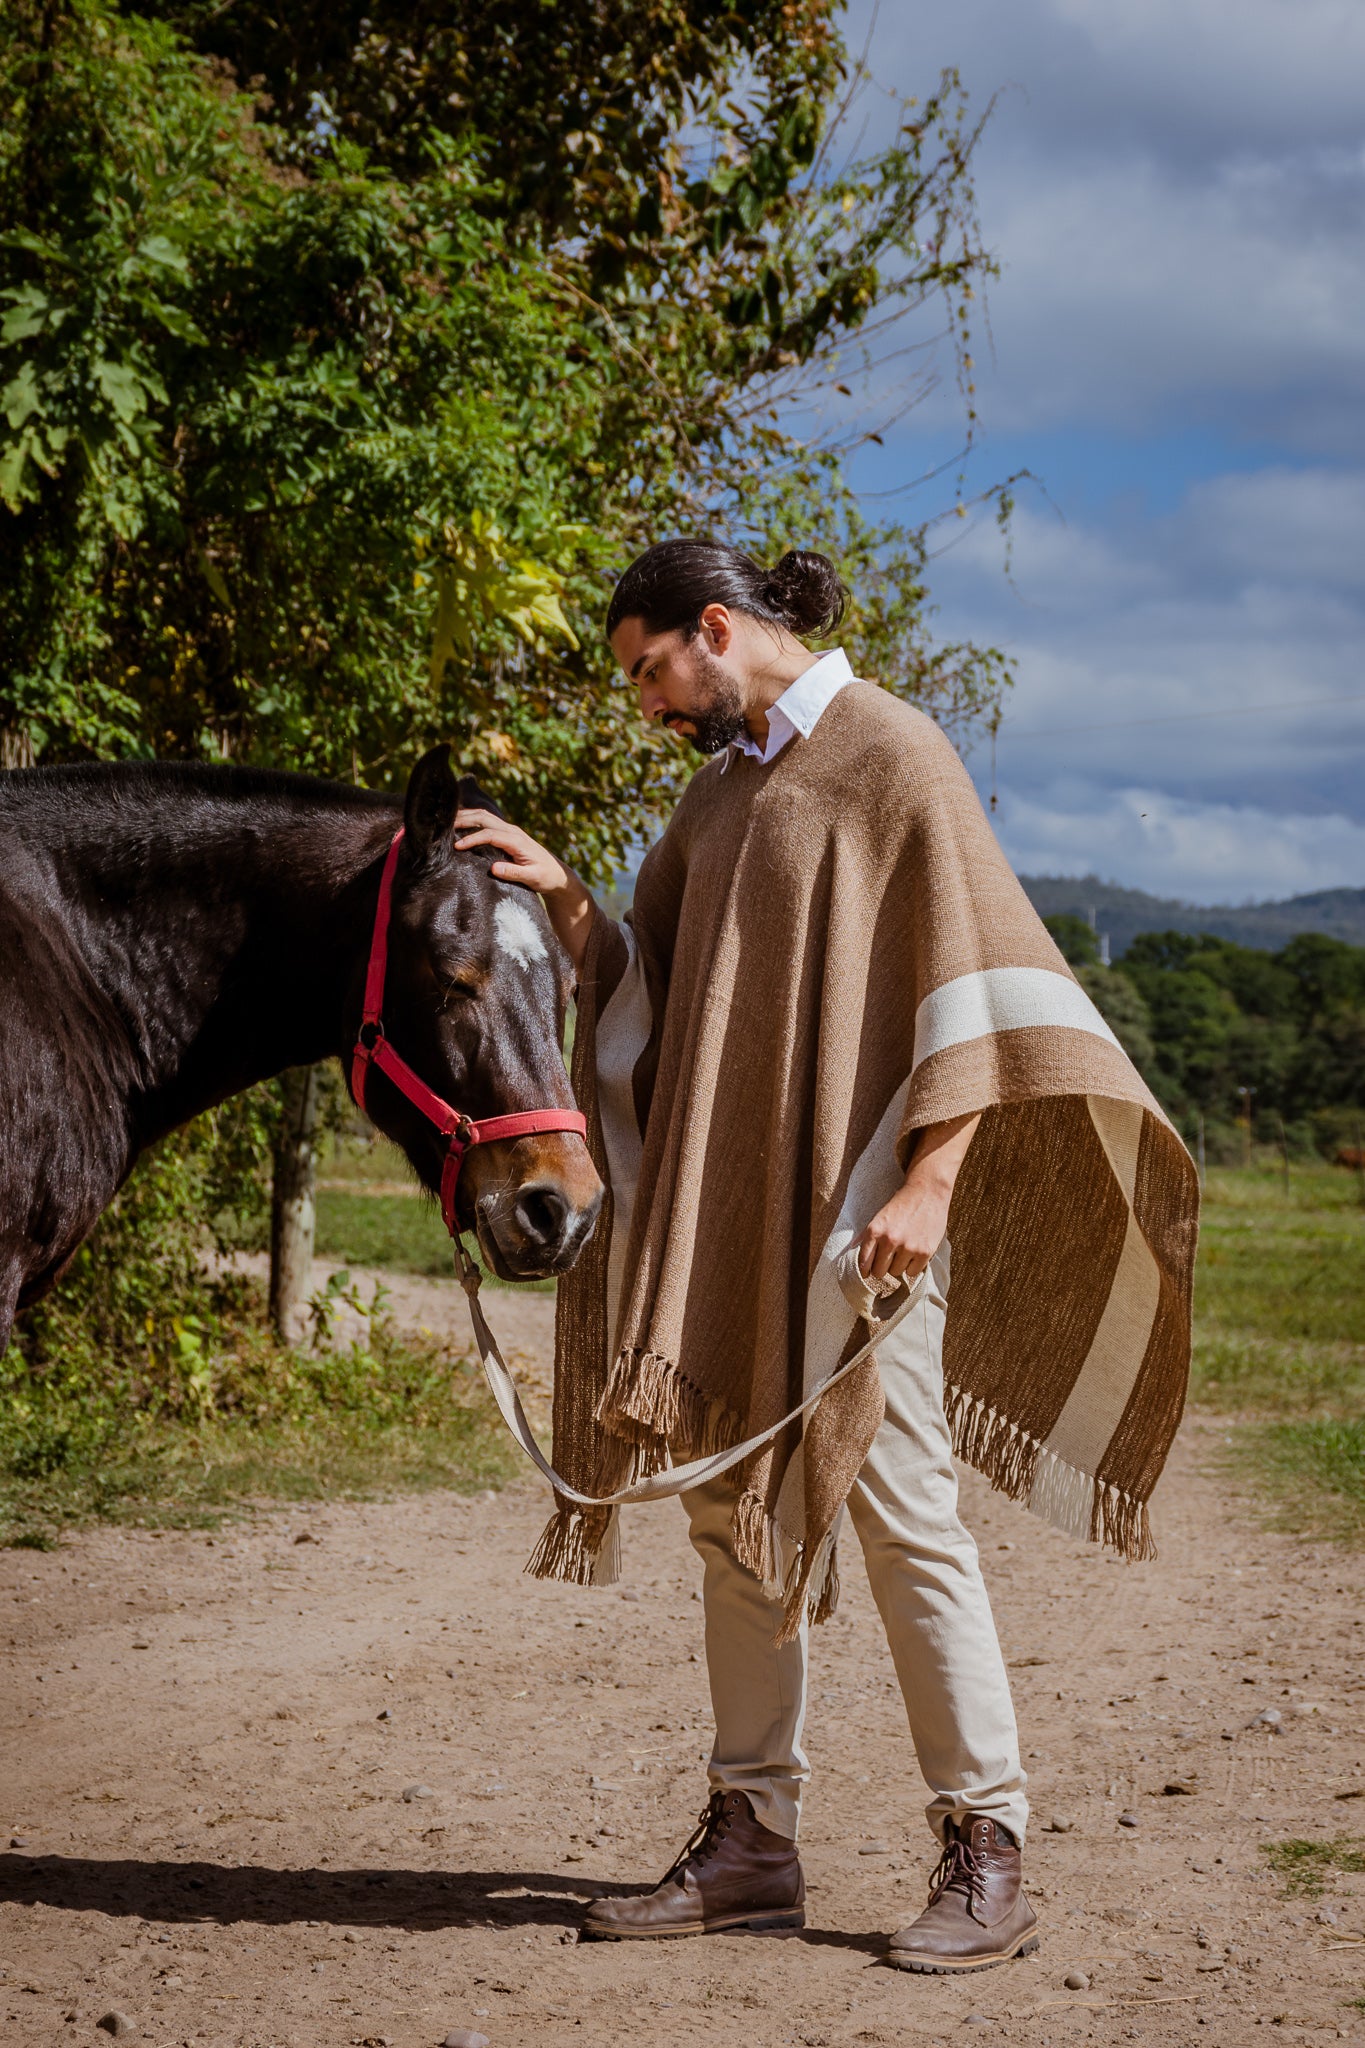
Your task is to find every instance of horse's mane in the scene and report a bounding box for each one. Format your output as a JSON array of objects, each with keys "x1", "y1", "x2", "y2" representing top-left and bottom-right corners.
[
  {"x1": 1, "y1": 759, "x2": 396, "y2": 815},
  {"x1": 1, "y1": 761, "x2": 401, "y2": 839}
]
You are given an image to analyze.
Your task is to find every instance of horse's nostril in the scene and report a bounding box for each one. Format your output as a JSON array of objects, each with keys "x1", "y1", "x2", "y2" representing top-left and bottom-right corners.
[{"x1": 514, "y1": 1182, "x2": 570, "y2": 1247}]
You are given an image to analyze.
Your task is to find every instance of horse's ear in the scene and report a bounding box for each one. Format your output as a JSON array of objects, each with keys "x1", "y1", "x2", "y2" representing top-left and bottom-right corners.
[{"x1": 403, "y1": 745, "x2": 460, "y2": 866}]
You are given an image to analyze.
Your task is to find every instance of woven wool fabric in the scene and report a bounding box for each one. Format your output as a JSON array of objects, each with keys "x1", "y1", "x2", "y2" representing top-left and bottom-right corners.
[{"x1": 530, "y1": 683, "x2": 1200, "y2": 1634}]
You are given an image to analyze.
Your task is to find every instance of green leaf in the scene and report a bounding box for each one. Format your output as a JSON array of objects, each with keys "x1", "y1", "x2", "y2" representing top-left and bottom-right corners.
[
  {"x1": 735, "y1": 179, "x2": 764, "y2": 232},
  {"x1": 0, "y1": 438, "x2": 32, "y2": 511},
  {"x1": 1, "y1": 289, "x2": 49, "y2": 344},
  {"x1": 2, "y1": 363, "x2": 41, "y2": 431},
  {"x1": 198, "y1": 552, "x2": 231, "y2": 608},
  {"x1": 137, "y1": 234, "x2": 189, "y2": 274},
  {"x1": 429, "y1": 520, "x2": 581, "y2": 682},
  {"x1": 0, "y1": 226, "x2": 74, "y2": 267},
  {"x1": 94, "y1": 360, "x2": 148, "y2": 424},
  {"x1": 142, "y1": 298, "x2": 206, "y2": 345}
]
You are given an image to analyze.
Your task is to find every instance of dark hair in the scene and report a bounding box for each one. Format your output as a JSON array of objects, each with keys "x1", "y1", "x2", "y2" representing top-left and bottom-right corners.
[{"x1": 605, "y1": 538, "x2": 848, "y2": 643}]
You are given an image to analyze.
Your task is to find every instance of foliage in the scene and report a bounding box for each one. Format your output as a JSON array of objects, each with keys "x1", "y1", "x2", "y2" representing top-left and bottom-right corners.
[
  {"x1": 1116, "y1": 930, "x2": 1365, "y2": 1133},
  {"x1": 0, "y1": 1099, "x2": 513, "y2": 1540},
  {"x1": 1076, "y1": 963, "x2": 1157, "y2": 1082},
  {"x1": 9, "y1": 1092, "x2": 271, "y2": 1393},
  {"x1": 1042, "y1": 912, "x2": 1365, "y2": 1130},
  {"x1": 0, "y1": 1308, "x2": 516, "y2": 1544},
  {"x1": 2, "y1": 0, "x2": 1011, "y2": 880},
  {"x1": 1043, "y1": 911, "x2": 1099, "y2": 968},
  {"x1": 2, "y1": 0, "x2": 1016, "y2": 1420},
  {"x1": 134, "y1": 0, "x2": 845, "y2": 253}
]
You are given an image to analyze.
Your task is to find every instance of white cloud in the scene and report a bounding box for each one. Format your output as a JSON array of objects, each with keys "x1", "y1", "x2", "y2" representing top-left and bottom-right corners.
[
  {"x1": 824, "y1": 2, "x2": 1365, "y2": 903},
  {"x1": 930, "y1": 470, "x2": 1365, "y2": 871},
  {"x1": 975, "y1": 155, "x2": 1365, "y2": 440},
  {"x1": 985, "y1": 783, "x2": 1365, "y2": 902},
  {"x1": 1177, "y1": 467, "x2": 1365, "y2": 587},
  {"x1": 846, "y1": 0, "x2": 1365, "y2": 167},
  {"x1": 836, "y1": 0, "x2": 1365, "y2": 445}
]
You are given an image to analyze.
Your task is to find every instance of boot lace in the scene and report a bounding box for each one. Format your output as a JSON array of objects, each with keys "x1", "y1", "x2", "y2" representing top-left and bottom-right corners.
[
  {"x1": 927, "y1": 1830, "x2": 987, "y2": 1914},
  {"x1": 661, "y1": 1792, "x2": 735, "y2": 1887}
]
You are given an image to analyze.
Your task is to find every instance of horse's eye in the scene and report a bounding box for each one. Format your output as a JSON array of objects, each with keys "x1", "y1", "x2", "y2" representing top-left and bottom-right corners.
[{"x1": 446, "y1": 978, "x2": 482, "y2": 1003}]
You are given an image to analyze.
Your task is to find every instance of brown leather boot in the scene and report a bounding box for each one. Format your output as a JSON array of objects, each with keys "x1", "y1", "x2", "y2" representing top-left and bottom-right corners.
[
  {"x1": 886, "y1": 1815, "x2": 1039, "y2": 1973},
  {"x1": 581, "y1": 1790, "x2": 805, "y2": 1940}
]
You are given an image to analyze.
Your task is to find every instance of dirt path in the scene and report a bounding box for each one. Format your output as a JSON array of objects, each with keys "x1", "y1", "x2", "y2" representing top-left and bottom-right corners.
[{"x1": 3, "y1": 1301, "x2": 1363, "y2": 2048}]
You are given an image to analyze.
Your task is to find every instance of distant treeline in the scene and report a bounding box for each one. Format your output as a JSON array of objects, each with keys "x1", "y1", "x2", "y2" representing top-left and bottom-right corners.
[
  {"x1": 1023, "y1": 876, "x2": 1365, "y2": 956},
  {"x1": 1044, "y1": 916, "x2": 1365, "y2": 1161}
]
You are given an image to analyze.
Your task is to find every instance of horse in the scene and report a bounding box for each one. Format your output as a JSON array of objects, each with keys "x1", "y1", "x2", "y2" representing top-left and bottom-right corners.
[{"x1": 0, "y1": 744, "x2": 604, "y2": 1352}]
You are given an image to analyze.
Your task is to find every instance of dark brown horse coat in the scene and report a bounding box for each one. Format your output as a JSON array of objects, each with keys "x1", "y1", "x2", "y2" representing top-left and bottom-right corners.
[{"x1": 0, "y1": 748, "x2": 601, "y2": 1350}]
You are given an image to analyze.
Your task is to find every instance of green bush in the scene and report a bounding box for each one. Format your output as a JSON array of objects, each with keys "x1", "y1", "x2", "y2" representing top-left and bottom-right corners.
[
  {"x1": 7, "y1": 1090, "x2": 274, "y2": 1429},
  {"x1": 1, "y1": 1266, "x2": 515, "y2": 1542}
]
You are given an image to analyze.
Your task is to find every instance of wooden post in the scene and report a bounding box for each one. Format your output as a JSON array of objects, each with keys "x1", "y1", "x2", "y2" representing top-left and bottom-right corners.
[
  {"x1": 1276, "y1": 1112, "x2": 1290, "y2": 1199},
  {"x1": 269, "y1": 1065, "x2": 321, "y2": 1341},
  {"x1": 1237, "y1": 1086, "x2": 1255, "y2": 1170},
  {"x1": 1196, "y1": 1110, "x2": 1206, "y2": 1193}
]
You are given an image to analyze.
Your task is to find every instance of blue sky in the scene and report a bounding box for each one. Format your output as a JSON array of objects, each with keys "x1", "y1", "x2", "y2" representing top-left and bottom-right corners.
[{"x1": 825, "y1": 0, "x2": 1365, "y2": 903}]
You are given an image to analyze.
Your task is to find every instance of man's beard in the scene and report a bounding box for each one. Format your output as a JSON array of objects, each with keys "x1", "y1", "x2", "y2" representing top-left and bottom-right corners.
[{"x1": 667, "y1": 647, "x2": 747, "y2": 756}]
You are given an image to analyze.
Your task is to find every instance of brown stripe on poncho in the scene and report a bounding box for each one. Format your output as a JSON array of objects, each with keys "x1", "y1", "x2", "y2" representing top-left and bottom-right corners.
[{"x1": 529, "y1": 682, "x2": 1200, "y2": 1634}]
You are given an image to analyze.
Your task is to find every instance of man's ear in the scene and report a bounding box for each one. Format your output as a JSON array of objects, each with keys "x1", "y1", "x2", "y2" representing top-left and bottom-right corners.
[{"x1": 403, "y1": 745, "x2": 460, "y2": 866}]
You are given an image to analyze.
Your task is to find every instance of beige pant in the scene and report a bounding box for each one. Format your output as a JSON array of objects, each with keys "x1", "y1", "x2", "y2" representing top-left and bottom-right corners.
[{"x1": 682, "y1": 1249, "x2": 1028, "y2": 1847}]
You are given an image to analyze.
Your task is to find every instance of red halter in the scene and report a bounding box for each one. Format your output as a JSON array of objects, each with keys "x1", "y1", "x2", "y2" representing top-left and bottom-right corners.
[{"x1": 350, "y1": 829, "x2": 588, "y2": 1236}]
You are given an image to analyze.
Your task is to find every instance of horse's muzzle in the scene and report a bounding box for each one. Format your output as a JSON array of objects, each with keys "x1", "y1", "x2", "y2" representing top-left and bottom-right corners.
[{"x1": 468, "y1": 1134, "x2": 604, "y2": 1281}]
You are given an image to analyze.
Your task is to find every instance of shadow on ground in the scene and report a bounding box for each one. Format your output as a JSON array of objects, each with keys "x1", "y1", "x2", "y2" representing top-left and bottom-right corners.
[
  {"x1": 0, "y1": 1853, "x2": 885, "y2": 1952},
  {"x1": 0, "y1": 1854, "x2": 615, "y2": 1931}
]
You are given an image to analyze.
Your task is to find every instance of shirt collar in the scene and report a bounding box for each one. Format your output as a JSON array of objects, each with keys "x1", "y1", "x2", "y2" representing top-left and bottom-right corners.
[{"x1": 723, "y1": 647, "x2": 855, "y2": 768}]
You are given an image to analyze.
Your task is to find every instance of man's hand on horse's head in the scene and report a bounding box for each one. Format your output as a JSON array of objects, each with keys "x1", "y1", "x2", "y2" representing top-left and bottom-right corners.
[{"x1": 453, "y1": 809, "x2": 596, "y2": 975}]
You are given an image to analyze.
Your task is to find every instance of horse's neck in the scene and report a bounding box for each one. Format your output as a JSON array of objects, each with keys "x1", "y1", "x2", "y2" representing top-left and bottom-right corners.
[{"x1": 56, "y1": 798, "x2": 393, "y2": 1141}]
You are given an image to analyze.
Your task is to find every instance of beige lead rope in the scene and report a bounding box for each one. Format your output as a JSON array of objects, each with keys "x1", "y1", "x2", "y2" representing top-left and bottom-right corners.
[{"x1": 451, "y1": 1235, "x2": 924, "y2": 1508}]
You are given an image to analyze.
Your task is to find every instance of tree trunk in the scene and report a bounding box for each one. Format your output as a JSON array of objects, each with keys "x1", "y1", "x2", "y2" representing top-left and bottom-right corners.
[{"x1": 269, "y1": 1065, "x2": 321, "y2": 1341}]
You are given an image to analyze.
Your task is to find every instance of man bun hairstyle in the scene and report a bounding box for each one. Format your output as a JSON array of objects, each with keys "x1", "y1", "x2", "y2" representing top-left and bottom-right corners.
[
  {"x1": 606, "y1": 538, "x2": 848, "y2": 644},
  {"x1": 762, "y1": 548, "x2": 848, "y2": 637}
]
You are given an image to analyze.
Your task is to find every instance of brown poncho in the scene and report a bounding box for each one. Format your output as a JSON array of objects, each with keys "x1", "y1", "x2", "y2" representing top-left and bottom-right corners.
[{"x1": 529, "y1": 682, "x2": 1200, "y2": 1633}]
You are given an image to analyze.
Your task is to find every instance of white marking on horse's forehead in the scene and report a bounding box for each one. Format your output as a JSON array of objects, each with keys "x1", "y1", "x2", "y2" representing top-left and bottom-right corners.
[{"x1": 493, "y1": 895, "x2": 549, "y2": 971}]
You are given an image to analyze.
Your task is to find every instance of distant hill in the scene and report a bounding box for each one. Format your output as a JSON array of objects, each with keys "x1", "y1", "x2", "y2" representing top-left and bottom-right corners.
[{"x1": 1018, "y1": 876, "x2": 1365, "y2": 958}]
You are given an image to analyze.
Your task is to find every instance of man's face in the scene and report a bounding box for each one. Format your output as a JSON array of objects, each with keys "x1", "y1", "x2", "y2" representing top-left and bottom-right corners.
[{"x1": 611, "y1": 608, "x2": 747, "y2": 756}]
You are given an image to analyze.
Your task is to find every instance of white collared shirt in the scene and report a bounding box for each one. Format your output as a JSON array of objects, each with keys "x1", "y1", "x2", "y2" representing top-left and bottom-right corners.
[{"x1": 721, "y1": 647, "x2": 855, "y2": 770}]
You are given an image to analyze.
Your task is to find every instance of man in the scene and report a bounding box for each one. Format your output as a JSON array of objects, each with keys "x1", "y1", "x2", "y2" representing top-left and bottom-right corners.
[{"x1": 453, "y1": 538, "x2": 1198, "y2": 1971}]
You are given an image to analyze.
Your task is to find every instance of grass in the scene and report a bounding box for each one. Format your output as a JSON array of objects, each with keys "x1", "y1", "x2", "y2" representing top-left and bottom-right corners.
[
  {"x1": 0, "y1": 1400, "x2": 516, "y2": 1544},
  {"x1": 1260, "y1": 1837, "x2": 1365, "y2": 1898},
  {"x1": 314, "y1": 1135, "x2": 554, "y2": 1289},
  {"x1": 1192, "y1": 1164, "x2": 1365, "y2": 1545},
  {"x1": 315, "y1": 1186, "x2": 457, "y2": 1277},
  {"x1": 1, "y1": 1131, "x2": 553, "y2": 1547},
  {"x1": 8, "y1": 1152, "x2": 1362, "y2": 1550},
  {"x1": 0, "y1": 1314, "x2": 518, "y2": 1548}
]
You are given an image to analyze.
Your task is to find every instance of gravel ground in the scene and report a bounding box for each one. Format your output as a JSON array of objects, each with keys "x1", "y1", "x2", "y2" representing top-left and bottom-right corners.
[{"x1": 3, "y1": 1288, "x2": 1363, "y2": 2048}]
